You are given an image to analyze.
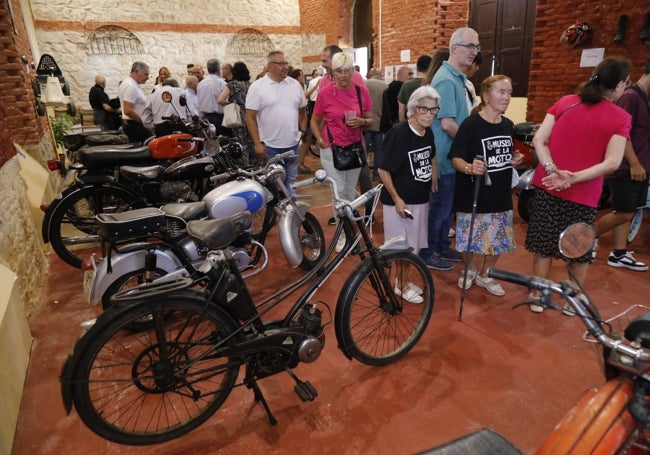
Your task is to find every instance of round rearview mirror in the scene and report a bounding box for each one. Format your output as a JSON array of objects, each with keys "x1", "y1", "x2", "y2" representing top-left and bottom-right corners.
[
  {"x1": 161, "y1": 91, "x2": 172, "y2": 103},
  {"x1": 558, "y1": 222, "x2": 596, "y2": 259}
]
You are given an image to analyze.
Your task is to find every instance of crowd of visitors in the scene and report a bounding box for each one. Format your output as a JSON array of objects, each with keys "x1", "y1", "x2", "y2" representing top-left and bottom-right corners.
[{"x1": 88, "y1": 37, "x2": 646, "y2": 311}]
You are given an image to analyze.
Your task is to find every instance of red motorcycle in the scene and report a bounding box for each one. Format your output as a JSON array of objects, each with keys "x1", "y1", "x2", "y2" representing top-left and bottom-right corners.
[{"x1": 424, "y1": 223, "x2": 650, "y2": 454}]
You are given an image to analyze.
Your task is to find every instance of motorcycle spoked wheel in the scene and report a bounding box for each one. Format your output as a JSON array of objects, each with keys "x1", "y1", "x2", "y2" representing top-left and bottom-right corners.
[
  {"x1": 70, "y1": 296, "x2": 241, "y2": 445},
  {"x1": 298, "y1": 212, "x2": 326, "y2": 271},
  {"x1": 48, "y1": 185, "x2": 143, "y2": 268}
]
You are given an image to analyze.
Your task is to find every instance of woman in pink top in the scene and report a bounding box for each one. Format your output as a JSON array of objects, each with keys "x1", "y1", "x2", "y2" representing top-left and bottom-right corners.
[
  {"x1": 310, "y1": 53, "x2": 373, "y2": 204},
  {"x1": 524, "y1": 57, "x2": 632, "y2": 313}
]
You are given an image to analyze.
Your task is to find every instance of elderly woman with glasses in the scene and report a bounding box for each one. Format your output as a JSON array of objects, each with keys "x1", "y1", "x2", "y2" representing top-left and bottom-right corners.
[{"x1": 378, "y1": 86, "x2": 440, "y2": 302}]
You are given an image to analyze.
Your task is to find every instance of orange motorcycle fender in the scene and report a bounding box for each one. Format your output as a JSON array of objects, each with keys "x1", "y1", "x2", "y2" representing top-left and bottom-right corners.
[{"x1": 537, "y1": 379, "x2": 642, "y2": 455}]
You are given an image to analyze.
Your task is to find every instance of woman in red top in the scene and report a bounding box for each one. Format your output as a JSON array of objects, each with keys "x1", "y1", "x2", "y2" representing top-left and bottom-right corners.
[{"x1": 524, "y1": 57, "x2": 632, "y2": 313}]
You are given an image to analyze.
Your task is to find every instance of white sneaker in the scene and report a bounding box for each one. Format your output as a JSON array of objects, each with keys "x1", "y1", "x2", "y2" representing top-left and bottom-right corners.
[
  {"x1": 395, "y1": 279, "x2": 423, "y2": 295},
  {"x1": 393, "y1": 286, "x2": 424, "y2": 304},
  {"x1": 335, "y1": 233, "x2": 346, "y2": 253},
  {"x1": 448, "y1": 228, "x2": 455, "y2": 238}
]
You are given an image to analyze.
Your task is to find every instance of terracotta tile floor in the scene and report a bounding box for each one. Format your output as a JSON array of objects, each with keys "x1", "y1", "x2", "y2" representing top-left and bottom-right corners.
[{"x1": 12, "y1": 156, "x2": 650, "y2": 454}]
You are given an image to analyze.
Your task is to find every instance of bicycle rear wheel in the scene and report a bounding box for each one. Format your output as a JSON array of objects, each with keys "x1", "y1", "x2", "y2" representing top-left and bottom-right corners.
[
  {"x1": 335, "y1": 251, "x2": 434, "y2": 366},
  {"x1": 70, "y1": 295, "x2": 240, "y2": 445}
]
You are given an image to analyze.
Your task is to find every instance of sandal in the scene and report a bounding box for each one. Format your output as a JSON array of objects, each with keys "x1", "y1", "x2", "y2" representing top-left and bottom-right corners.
[
  {"x1": 458, "y1": 268, "x2": 477, "y2": 290},
  {"x1": 527, "y1": 292, "x2": 544, "y2": 313},
  {"x1": 475, "y1": 275, "x2": 505, "y2": 296}
]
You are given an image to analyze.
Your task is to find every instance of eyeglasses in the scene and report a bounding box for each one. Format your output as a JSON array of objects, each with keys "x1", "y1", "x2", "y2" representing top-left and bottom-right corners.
[
  {"x1": 456, "y1": 43, "x2": 481, "y2": 53},
  {"x1": 269, "y1": 61, "x2": 289, "y2": 67},
  {"x1": 416, "y1": 106, "x2": 440, "y2": 115}
]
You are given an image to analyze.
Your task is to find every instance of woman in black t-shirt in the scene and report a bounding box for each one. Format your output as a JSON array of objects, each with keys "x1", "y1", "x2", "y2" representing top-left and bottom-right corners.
[
  {"x1": 448, "y1": 75, "x2": 522, "y2": 297},
  {"x1": 379, "y1": 86, "x2": 439, "y2": 303}
]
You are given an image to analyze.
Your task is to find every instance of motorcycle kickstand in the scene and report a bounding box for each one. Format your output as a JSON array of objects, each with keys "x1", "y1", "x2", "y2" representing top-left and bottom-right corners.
[
  {"x1": 249, "y1": 380, "x2": 278, "y2": 425},
  {"x1": 286, "y1": 367, "x2": 318, "y2": 402}
]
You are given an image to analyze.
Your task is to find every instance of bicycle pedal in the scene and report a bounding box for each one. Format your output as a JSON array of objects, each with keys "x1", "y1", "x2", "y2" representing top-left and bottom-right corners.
[{"x1": 294, "y1": 381, "x2": 318, "y2": 401}]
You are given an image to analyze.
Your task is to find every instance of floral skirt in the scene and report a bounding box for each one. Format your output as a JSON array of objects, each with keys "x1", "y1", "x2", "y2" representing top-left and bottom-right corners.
[
  {"x1": 524, "y1": 188, "x2": 596, "y2": 262},
  {"x1": 455, "y1": 211, "x2": 516, "y2": 255}
]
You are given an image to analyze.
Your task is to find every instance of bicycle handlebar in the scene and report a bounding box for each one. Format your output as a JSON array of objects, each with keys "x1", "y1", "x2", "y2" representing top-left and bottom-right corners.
[{"x1": 487, "y1": 268, "x2": 650, "y2": 363}]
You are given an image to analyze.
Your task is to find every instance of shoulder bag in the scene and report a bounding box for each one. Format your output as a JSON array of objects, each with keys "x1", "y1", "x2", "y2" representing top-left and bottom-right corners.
[
  {"x1": 329, "y1": 85, "x2": 367, "y2": 170},
  {"x1": 222, "y1": 102, "x2": 242, "y2": 128}
]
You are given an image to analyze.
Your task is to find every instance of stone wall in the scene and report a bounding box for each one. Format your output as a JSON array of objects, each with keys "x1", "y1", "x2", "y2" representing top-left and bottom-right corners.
[
  {"x1": 1, "y1": 0, "x2": 48, "y2": 316},
  {"x1": 30, "y1": 0, "x2": 327, "y2": 108}
]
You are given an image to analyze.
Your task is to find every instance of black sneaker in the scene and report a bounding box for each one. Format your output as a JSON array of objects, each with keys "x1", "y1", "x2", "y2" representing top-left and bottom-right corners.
[
  {"x1": 440, "y1": 248, "x2": 462, "y2": 262},
  {"x1": 607, "y1": 251, "x2": 648, "y2": 271},
  {"x1": 423, "y1": 255, "x2": 454, "y2": 271},
  {"x1": 328, "y1": 217, "x2": 336, "y2": 226}
]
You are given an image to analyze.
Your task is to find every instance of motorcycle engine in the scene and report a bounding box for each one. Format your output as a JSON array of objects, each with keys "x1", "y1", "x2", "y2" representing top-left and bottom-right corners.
[
  {"x1": 297, "y1": 305, "x2": 324, "y2": 363},
  {"x1": 160, "y1": 181, "x2": 198, "y2": 202},
  {"x1": 229, "y1": 247, "x2": 251, "y2": 271}
]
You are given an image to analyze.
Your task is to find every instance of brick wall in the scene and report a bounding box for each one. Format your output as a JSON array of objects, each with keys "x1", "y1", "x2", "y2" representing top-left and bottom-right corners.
[
  {"x1": 2, "y1": 0, "x2": 43, "y2": 152},
  {"x1": 299, "y1": 0, "x2": 469, "y2": 77},
  {"x1": 528, "y1": 0, "x2": 650, "y2": 122}
]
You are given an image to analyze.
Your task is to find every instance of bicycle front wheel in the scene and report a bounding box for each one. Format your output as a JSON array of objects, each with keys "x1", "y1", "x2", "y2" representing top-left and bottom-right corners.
[
  {"x1": 335, "y1": 251, "x2": 434, "y2": 366},
  {"x1": 70, "y1": 296, "x2": 240, "y2": 445}
]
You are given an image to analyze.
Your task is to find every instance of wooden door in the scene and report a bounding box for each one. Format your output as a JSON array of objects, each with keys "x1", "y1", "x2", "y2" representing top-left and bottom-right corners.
[{"x1": 469, "y1": 0, "x2": 536, "y2": 97}]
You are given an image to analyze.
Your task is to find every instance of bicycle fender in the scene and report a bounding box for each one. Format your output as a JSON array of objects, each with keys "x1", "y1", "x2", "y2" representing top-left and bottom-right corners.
[
  {"x1": 278, "y1": 200, "x2": 310, "y2": 268},
  {"x1": 88, "y1": 245, "x2": 196, "y2": 306}
]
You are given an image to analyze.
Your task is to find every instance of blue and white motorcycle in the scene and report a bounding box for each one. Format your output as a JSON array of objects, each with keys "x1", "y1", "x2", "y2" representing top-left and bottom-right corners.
[{"x1": 83, "y1": 153, "x2": 326, "y2": 310}]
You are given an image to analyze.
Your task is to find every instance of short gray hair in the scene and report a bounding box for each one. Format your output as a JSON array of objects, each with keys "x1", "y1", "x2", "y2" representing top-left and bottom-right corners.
[
  {"x1": 206, "y1": 58, "x2": 221, "y2": 74},
  {"x1": 407, "y1": 86, "x2": 441, "y2": 117},
  {"x1": 332, "y1": 52, "x2": 354, "y2": 71},
  {"x1": 131, "y1": 61, "x2": 149, "y2": 73},
  {"x1": 449, "y1": 27, "x2": 478, "y2": 47}
]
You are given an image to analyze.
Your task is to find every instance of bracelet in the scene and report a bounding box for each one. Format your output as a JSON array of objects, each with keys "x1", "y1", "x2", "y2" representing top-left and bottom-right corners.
[{"x1": 465, "y1": 164, "x2": 471, "y2": 175}]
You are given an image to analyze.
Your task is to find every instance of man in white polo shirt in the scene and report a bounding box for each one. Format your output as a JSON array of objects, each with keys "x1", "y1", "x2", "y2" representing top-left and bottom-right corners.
[{"x1": 246, "y1": 50, "x2": 307, "y2": 193}]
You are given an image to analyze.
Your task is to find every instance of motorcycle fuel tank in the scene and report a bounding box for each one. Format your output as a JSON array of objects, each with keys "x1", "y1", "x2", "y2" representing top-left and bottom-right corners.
[
  {"x1": 203, "y1": 178, "x2": 271, "y2": 219},
  {"x1": 163, "y1": 155, "x2": 217, "y2": 180},
  {"x1": 148, "y1": 133, "x2": 198, "y2": 159}
]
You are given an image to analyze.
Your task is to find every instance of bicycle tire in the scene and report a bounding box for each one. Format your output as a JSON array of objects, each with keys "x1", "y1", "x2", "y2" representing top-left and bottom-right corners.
[
  {"x1": 48, "y1": 184, "x2": 142, "y2": 268},
  {"x1": 298, "y1": 212, "x2": 326, "y2": 270},
  {"x1": 335, "y1": 250, "x2": 434, "y2": 366},
  {"x1": 70, "y1": 295, "x2": 240, "y2": 445}
]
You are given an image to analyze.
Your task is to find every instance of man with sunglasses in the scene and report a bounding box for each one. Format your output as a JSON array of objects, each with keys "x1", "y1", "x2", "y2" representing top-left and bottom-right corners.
[{"x1": 419, "y1": 27, "x2": 481, "y2": 271}]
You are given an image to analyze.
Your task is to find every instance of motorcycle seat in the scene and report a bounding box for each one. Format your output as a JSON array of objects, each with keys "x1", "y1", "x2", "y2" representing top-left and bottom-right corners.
[
  {"x1": 187, "y1": 211, "x2": 253, "y2": 250},
  {"x1": 161, "y1": 202, "x2": 208, "y2": 221},
  {"x1": 77, "y1": 144, "x2": 152, "y2": 170},
  {"x1": 96, "y1": 207, "x2": 167, "y2": 242},
  {"x1": 418, "y1": 428, "x2": 522, "y2": 455},
  {"x1": 120, "y1": 165, "x2": 165, "y2": 180}
]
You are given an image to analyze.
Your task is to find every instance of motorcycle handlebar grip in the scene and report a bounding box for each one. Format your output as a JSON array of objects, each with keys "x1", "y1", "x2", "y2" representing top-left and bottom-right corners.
[
  {"x1": 269, "y1": 151, "x2": 295, "y2": 163},
  {"x1": 488, "y1": 268, "x2": 539, "y2": 288}
]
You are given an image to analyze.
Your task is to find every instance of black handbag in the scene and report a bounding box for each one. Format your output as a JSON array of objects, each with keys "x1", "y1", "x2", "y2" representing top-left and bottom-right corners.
[
  {"x1": 331, "y1": 141, "x2": 366, "y2": 170},
  {"x1": 328, "y1": 85, "x2": 367, "y2": 171}
]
